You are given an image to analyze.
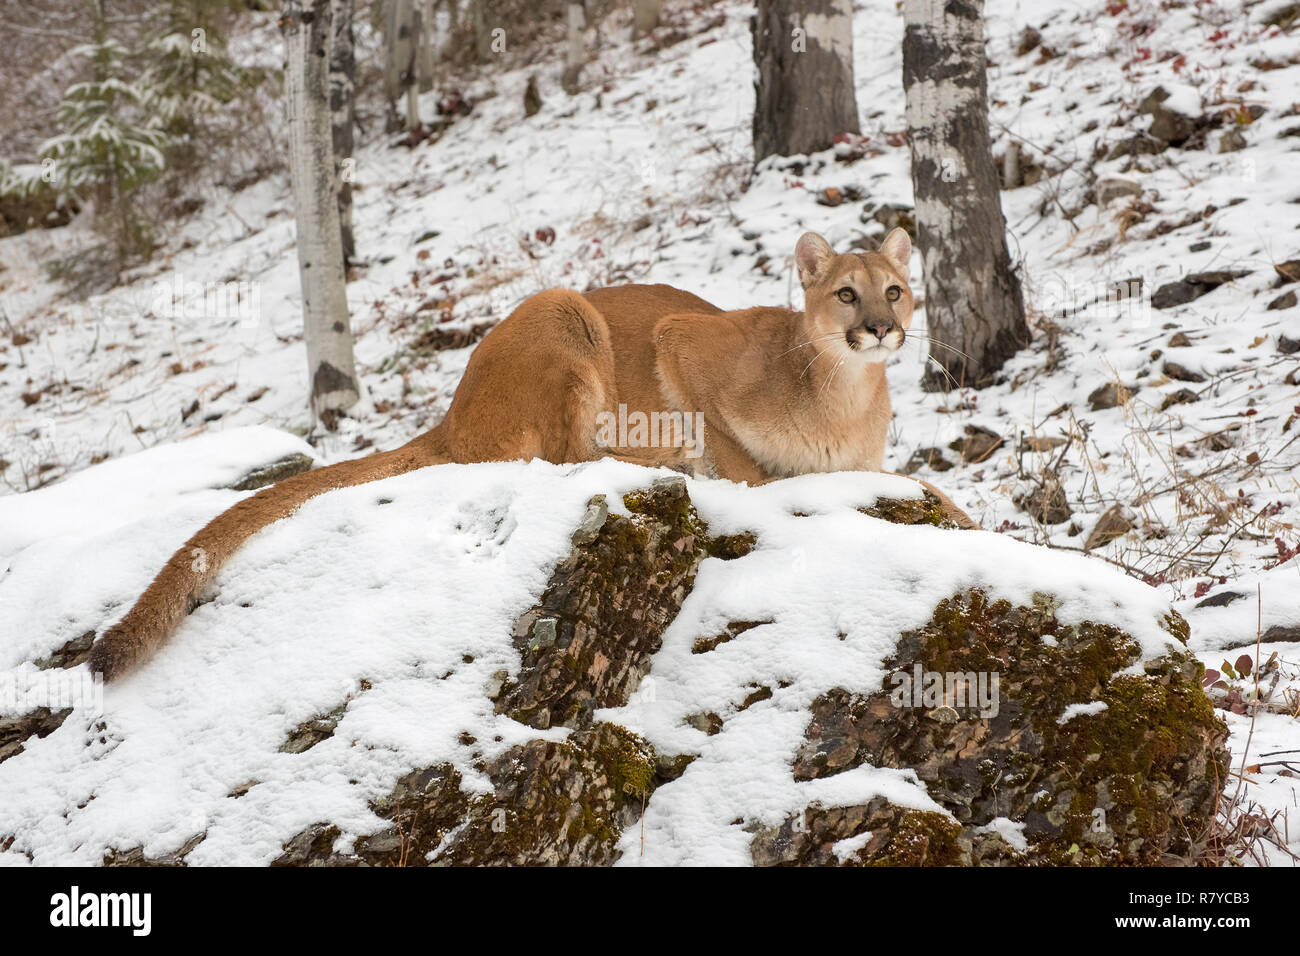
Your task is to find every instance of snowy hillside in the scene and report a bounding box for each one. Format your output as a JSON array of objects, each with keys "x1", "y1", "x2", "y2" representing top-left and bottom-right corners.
[{"x1": 1, "y1": 0, "x2": 1299, "y2": 864}]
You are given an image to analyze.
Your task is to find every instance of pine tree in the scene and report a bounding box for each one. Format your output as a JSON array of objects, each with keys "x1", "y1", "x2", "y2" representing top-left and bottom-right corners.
[
  {"x1": 140, "y1": 3, "x2": 242, "y2": 142},
  {"x1": 39, "y1": 36, "x2": 169, "y2": 259}
]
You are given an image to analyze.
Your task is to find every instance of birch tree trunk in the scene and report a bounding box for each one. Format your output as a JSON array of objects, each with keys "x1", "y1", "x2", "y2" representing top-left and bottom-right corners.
[
  {"x1": 752, "y1": 0, "x2": 860, "y2": 163},
  {"x1": 384, "y1": 0, "x2": 418, "y2": 129},
  {"x1": 283, "y1": 0, "x2": 360, "y2": 426},
  {"x1": 329, "y1": 0, "x2": 356, "y2": 263},
  {"x1": 633, "y1": 0, "x2": 661, "y2": 38},
  {"x1": 561, "y1": 3, "x2": 585, "y2": 95},
  {"x1": 417, "y1": 0, "x2": 435, "y2": 91},
  {"x1": 902, "y1": 0, "x2": 1028, "y2": 391}
]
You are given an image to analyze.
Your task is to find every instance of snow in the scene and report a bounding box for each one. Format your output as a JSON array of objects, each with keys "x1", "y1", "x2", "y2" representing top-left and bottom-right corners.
[
  {"x1": 1, "y1": 0, "x2": 1298, "y2": 863},
  {"x1": 977, "y1": 816, "x2": 1029, "y2": 852},
  {"x1": 1057, "y1": 700, "x2": 1110, "y2": 724}
]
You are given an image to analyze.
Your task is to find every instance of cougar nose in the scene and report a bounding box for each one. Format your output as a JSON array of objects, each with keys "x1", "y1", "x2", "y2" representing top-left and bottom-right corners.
[{"x1": 865, "y1": 323, "x2": 892, "y2": 341}]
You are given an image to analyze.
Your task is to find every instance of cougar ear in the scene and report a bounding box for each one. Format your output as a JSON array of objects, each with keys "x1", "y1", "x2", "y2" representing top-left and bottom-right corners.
[
  {"x1": 878, "y1": 227, "x2": 912, "y2": 272},
  {"x1": 794, "y1": 232, "x2": 835, "y2": 288}
]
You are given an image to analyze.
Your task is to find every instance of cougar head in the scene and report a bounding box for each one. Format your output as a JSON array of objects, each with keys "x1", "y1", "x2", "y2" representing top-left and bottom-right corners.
[{"x1": 794, "y1": 228, "x2": 914, "y2": 363}]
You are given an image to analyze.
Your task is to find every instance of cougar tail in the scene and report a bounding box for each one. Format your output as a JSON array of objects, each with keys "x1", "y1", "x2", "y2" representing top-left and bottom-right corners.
[{"x1": 89, "y1": 433, "x2": 445, "y2": 681}]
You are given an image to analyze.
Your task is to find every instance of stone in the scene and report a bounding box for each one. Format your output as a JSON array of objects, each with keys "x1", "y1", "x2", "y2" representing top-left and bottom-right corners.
[
  {"x1": 1096, "y1": 178, "x2": 1142, "y2": 206},
  {"x1": 1217, "y1": 129, "x2": 1247, "y2": 153},
  {"x1": 1273, "y1": 259, "x2": 1300, "y2": 284},
  {"x1": 1151, "y1": 270, "x2": 1249, "y2": 310},
  {"x1": 1084, "y1": 504, "x2": 1134, "y2": 550},
  {"x1": 1138, "y1": 86, "x2": 1199, "y2": 145},
  {"x1": 1106, "y1": 134, "x2": 1165, "y2": 160},
  {"x1": 570, "y1": 494, "x2": 609, "y2": 546},
  {"x1": 1160, "y1": 388, "x2": 1200, "y2": 411},
  {"x1": 772, "y1": 591, "x2": 1227, "y2": 865},
  {"x1": 523, "y1": 75, "x2": 542, "y2": 117},
  {"x1": 947, "y1": 425, "x2": 1003, "y2": 463},
  {"x1": 1267, "y1": 291, "x2": 1297, "y2": 311},
  {"x1": 1015, "y1": 478, "x2": 1072, "y2": 525},
  {"x1": 1163, "y1": 361, "x2": 1207, "y2": 383},
  {"x1": 1088, "y1": 381, "x2": 1134, "y2": 411},
  {"x1": 900, "y1": 446, "x2": 953, "y2": 474},
  {"x1": 228, "y1": 453, "x2": 316, "y2": 491}
]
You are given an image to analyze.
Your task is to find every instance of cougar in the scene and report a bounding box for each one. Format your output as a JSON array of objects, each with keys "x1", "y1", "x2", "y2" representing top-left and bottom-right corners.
[{"x1": 88, "y1": 228, "x2": 975, "y2": 680}]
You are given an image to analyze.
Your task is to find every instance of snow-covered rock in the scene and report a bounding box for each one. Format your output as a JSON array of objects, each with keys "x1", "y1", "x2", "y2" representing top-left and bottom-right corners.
[{"x1": 0, "y1": 433, "x2": 1227, "y2": 865}]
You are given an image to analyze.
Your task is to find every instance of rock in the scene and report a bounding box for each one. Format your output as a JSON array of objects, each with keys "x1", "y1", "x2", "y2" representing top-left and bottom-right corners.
[
  {"x1": 1087, "y1": 381, "x2": 1134, "y2": 411},
  {"x1": 864, "y1": 202, "x2": 916, "y2": 239},
  {"x1": 570, "y1": 494, "x2": 609, "y2": 546},
  {"x1": 1163, "y1": 361, "x2": 1207, "y2": 383},
  {"x1": 523, "y1": 75, "x2": 542, "y2": 117},
  {"x1": 1268, "y1": 291, "x2": 1297, "y2": 311},
  {"x1": 493, "y1": 475, "x2": 719, "y2": 731},
  {"x1": 1014, "y1": 478, "x2": 1072, "y2": 525},
  {"x1": 85, "y1": 479, "x2": 1231, "y2": 867},
  {"x1": 1168, "y1": 331, "x2": 1191, "y2": 347},
  {"x1": 1106, "y1": 134, "x2": 1165, "y2": 160},
  {"x1": 947, "y1": 425, "x2": 1003, "y2": 463},
  {"x1": 34, "y1": 630, "x2": 95, "y2": 670},
  {"x1": 816, "y1": 186, "x2": 861, "y2": 207},
  {"x1": 1160, "y1": 388, "x2": 1200, "y2": 411},
  {"x1": 1194, "y1": 590, "x2": 1248, "y2": 609},
  {"x1": 228, "y1": 453, "x2": 316, "y2": 491},
  {"x1": 278, "y1": 702, "x2": 348, "y2": 754},
  {"x1": 1152, "y1": 281, "x2": 1201, "y2": 310},
  {"x1": 1223, "y1": 624, "x2": 1300, "y2": 651},
  {"x1": 1217, "y1": 129, "x2": 1247, "y2": 153},
  {"x1": 0, "y1": 707, "x2": 72, "y2": 766},
  {"x1": 1138, "y1": 86, "x2": 1199, "y2": 146},
  {"x1": 900, "y1": 446, "x2": 953, "y2": 474},
  {"x1": 1095, "y1": 178, "x2": 1142, "y2": 206},
  {"x1": 1279, "y1": 334, "x2": 1300, "y2": 354},
  {"x1": 411, "y1": 320, "x2": 493, "y2": 352},
  {"x1": 1016, "y1": 26, "x2": 1042, "y2": 56},
  {"x1": 1019, "y1": 435, "x2": 1067, "y2": 453},
  {"x1": 772, "y1": 590, "x2": 1227, "y2": 865},
  {"x1": 1273, "y1": 259, "x2": 1300, "y2": 284},
  {"x1": 1084, "y1": 504, "x2": 1134, "y2": 550},
  {"x1": 1264, "y1": 2, "x2": 1300, "y2": 29},
  {"x1": 1151, "y1": 270, "x2": 1250, "y2": 310}
]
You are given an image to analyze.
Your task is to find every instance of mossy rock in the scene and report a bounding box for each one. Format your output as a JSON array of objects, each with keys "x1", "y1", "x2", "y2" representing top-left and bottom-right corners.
[
  {"x1": 227, "y1": 453, "x2": 316, "y2": 492},
  {"x1": 781, "y1": 589, "x2": 1228, "y2": 866},
  {"x1": 495, "y1": 476, "x2": 750, "y2": 731},
  {"x1": 859, "y1": 489, "x2": 967, "y2": 529}
]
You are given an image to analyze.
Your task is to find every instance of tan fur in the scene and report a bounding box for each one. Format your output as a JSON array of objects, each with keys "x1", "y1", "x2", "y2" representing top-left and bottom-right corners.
[{"x1": 89, "y1": 230, "x2": 975, "y2": 680}]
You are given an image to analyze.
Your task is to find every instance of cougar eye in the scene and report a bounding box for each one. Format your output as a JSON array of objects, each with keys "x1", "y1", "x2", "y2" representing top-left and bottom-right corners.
[
  {"x1": 886, "y1": 285, "x2": 903, "y2": 302},
  {"x1": 836, "y1": 287, "x2": 857, "y2": 304}
]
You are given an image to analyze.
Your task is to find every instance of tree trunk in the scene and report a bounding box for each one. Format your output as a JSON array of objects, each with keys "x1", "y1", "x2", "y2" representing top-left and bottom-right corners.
[
  {"x1": 902, "y1": 0, "x2": 1028, "y2": 391},
  {"x1": 283, "y1": 0, "x2": 360, "y2": 427},
  {"x1": 384, "y1": 0, "x2": 417, "y2": 130},
  {"x1": 469, "y1": 0, "x2": 492, "y2": 60},
  {"x1": 329, "y1": 0, "x2": 356, "y2": 263},
  {"x1": 752, "y1": 0, "x2": 860, "y2": 163},
  {"x1": 561, "y1": 3, "x2": 585, "y2": 95},
  {"x1": 632, "y1": 0, "x2": 661, "y2": 38},
  {"x1": 417, "y1": 0, "x2": 436, "y2": 91}
]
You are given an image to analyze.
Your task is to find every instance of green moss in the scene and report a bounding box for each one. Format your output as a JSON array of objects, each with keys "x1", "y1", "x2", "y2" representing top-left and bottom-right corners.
[
  {"x1": 859, "y1": 491, "x2": 963, "y2": 529},
  {"x1": 868, "y1": 811, "x2": 964, "y2": 866},
  {"x1": 875, "y1": 588, "x2": 1229, "y2": 865}
]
